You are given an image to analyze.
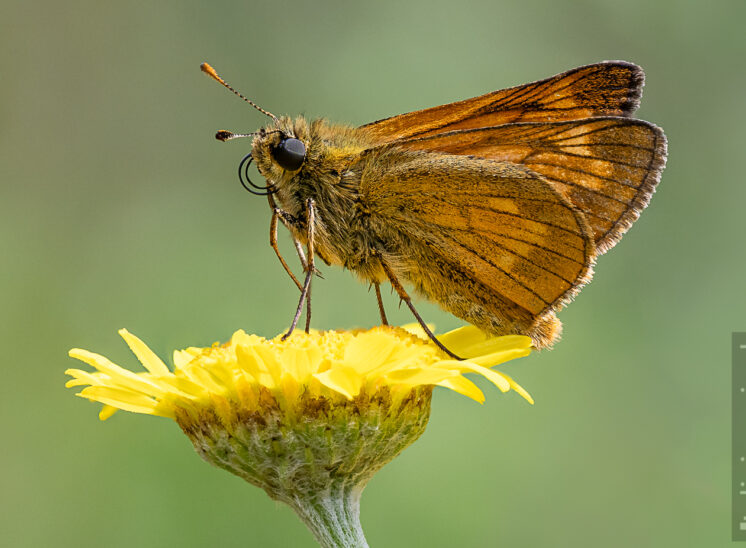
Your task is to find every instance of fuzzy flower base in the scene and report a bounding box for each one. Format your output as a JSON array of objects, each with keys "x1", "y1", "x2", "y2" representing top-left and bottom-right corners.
[
  {"x1": 181, "y1": 386, "x2": 431, "y2": 547},
  {"x1": 66, "y1": 325, "x2": 532, "y2": 547}
]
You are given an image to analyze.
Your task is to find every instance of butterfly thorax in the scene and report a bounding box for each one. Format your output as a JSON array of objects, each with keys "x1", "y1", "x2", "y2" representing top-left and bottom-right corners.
[{"x1": 252, "y1": 116, "x2": 384, "y2": 275}]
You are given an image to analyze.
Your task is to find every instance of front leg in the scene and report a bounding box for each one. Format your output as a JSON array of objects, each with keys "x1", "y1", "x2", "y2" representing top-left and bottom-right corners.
[
  {"x1": 270, "y1": 208, "x2": 303, "y2": 291},
  {"x1": 282, "y1": 198, "x2": 316, "y2": 340},
  {"x1": 267, "y1": 193, "x2": 307, "y2": 291}
]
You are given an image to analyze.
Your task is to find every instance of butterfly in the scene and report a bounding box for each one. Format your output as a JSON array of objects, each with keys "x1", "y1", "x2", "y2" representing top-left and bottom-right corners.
[{"x1": 203, "y1": 61, "x2": 667, "y2": 356}]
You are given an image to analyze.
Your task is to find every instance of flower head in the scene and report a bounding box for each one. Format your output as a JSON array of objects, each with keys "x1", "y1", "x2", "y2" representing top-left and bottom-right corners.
[
  {"x1": 66, "y1": 325, "x2": 531, "y2": 547},
  {"x1": 66, "y1": 325, "x2": 532, "y2": 421}
]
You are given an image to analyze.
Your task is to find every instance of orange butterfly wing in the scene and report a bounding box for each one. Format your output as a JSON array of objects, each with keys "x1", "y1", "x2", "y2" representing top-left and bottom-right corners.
[
  {"x1": 352, "y1": 61, "x2": 665, "y2": 344},
  {"x1": 361, "y1": 61, "x2": 645, "y2": 143},
  {"x1": 393, "y1": 118, "x2": 667, "y2": 254},
  {"x1": 357, "y1": 149, "x2": 595, "y2": 344}
]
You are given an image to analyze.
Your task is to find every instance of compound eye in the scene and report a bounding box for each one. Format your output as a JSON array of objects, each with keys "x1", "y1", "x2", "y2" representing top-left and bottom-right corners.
[{"x1": 271, "y1": 138, "x2": 306, "y2": 171}]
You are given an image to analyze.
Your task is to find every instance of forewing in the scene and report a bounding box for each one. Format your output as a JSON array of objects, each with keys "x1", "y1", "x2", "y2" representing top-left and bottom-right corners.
[
  {"x1": 394, "y1": 117, "x2": 667, "y2": 254},
  {"x1": 361, "y1": 61, "x2": 644, "y2": 144},
  {"x1": 359, "y1": 151, "x2": 595, "y2": 319}
]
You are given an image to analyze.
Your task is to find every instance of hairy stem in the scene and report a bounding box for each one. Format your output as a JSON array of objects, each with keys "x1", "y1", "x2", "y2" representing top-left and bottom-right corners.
[{"x1": 285, "y1": 483, "x2": 368, "y2": 548}]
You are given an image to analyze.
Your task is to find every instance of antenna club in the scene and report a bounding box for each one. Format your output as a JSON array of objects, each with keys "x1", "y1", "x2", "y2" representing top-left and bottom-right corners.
[
  {"x1": 200, "y1": 61, "x2": 279, "y2": 122},
  {"x1": 215, "y1": 130, "x2": 233, "y2": 142},
  {"x1": 200, "y1": 63, "x2": 223, "y2": 84}
]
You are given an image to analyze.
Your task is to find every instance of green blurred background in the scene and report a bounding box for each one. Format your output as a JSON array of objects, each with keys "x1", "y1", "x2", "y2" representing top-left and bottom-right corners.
[{"x1": 2, "y1": 0, "x2": 743, "y2": 546}]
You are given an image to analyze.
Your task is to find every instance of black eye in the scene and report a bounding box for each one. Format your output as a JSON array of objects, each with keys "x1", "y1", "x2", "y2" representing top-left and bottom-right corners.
[{"x1": 271, "y1": 138, "x2": 306, "y2": 171}]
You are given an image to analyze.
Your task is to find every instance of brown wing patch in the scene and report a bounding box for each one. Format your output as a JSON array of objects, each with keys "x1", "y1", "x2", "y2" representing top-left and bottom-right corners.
[
  {"x1": 361, "y1": 151, "x2": 595, "y2": 318},
  {"x1": 395, "y1": 118, "x2": 667, "y2": 254},
  {"x1": 361, "y1": 62, "x2": 644, "y2": 144}
]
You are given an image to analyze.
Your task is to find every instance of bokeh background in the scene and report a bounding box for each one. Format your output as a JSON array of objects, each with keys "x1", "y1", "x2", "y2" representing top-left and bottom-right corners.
[{"x1": 2, "y1": 1, "x2": 744, "y2": 546}]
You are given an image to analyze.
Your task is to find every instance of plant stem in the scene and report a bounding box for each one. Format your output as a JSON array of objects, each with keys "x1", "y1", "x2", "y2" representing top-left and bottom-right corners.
[{"x1": 286, "y1": 483, "x2": 369, "y2": 548}]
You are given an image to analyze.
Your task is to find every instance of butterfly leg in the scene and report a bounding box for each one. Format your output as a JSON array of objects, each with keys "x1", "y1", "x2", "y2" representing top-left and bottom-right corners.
[
  {"x1": 374, "y1": 282, "x2": 389, "y2": 326},
  {"x1": 268, "y1": 195, "x2": 304, "y2": 291},
  {"x1": 379, "y1": 257, "x2": 462, "y2": 360},
  {"x1": 280, "y1": 212, "x2": 313, "y2": 332},
  {"x1": 293, "y1": 239, "x2": 308, "y2": 272},
  {"x1": 304, "y1": 263, "x2": 312, "y2": 334},
  {"x1": 269, "y1": 193, "x2": 323, "y2": 280},
  {"x1": 282, "y1": 198, "x2": 316, "y2": 340}
]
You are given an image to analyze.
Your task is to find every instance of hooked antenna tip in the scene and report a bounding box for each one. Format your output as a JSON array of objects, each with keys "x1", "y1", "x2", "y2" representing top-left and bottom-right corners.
[
  {"x1": 215, "y1": 130, "x2": 259, "y2": 142},
  {"x1": 200, "y1": 62, "x2": 223, "y2": 83},
  {"x1": 200, "y1": 61, "x2": 279, "y2": 123}
]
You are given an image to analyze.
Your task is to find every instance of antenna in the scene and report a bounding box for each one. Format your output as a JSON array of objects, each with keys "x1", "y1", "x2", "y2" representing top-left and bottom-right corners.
[
  {"x1": 215, "y1": 130, "x2": 258, "y2": 142},
  {"x1": 201, "y1": 62, "x2": 279, "y2": 123}
]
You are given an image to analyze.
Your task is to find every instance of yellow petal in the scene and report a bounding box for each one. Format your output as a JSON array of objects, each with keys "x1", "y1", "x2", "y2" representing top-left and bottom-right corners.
[
  {"x1": 68, "y1": 349, "x2": 166, "y2": 396},
  {"x1": 436, "y1": 376, "x2": 485, "y2": 403},
  {"x1": 342, "y1": 332, "x2": 398, "y2": 374},
  {"x1": 469, "y1": 347, "x2": 532, "y2": 368},
  {"x1": 436, "y1": 325, "x2": 486, "y2": 348},
  {"x1": 441, "y1": 327, "x2": 531, "y2": 357},
  {"x1": 435, "y1": 359, "x2": 511, "y2": 392},
  {"x1": 279, "y1": 346, "x2": 316, "y2": 382},
  {"x1": 230, "y1": 329, "x2": 263, "y2": 347},
  {"x1": 314, "y1": 364, "x2": 363, "y2": 399},
  {"x1": 99, "y1": 405, "x2": 119, "y2": 420},
  {"x1": 280, "y1": 375, "x2": 301, "y2": 404},
  {"x1": 173, "y1": 349, "x2": 196, "y2": 369},
  {"x1": 178, "y1": 364, "x2": 226, "y2": 394},
  {"x1": 383, "y1": 343, "x2": 438, "y2": 371},
  {"x1": 118, "y1": 329, "x2": 170, "y2": 375},
  {"x1": 202, "y1": 354, "x2": 237, "y2": 389},
  {"x1": 159, "y1": 374, "x2": 207, "y2": 399},
  {"x1": 77, "y1": 386, "x2": 159, "y2": 414},
  {"x1": 65, "y1": 368, "x2": 105, "y2": 387},
  {"x1": 385, "y1": 367, "x2": 458, "y2": 386},
  {"x1": 235, "y1": 344, "x2": 276, "y2": 388},
  {"x1": 400, "y1": 323, "x2": 435, "y2": 339},
  {"x1": 499, "y1": 372, "x2": 535, "y2": 404},
  {"x1": 250, "y1": 344, "x2": 284, "y2": 387}
]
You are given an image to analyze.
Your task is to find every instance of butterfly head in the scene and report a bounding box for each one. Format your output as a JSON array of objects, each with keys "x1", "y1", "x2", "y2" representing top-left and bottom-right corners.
[{"x1": 201, "y1": 63, "x2": 310, "y2": 195}]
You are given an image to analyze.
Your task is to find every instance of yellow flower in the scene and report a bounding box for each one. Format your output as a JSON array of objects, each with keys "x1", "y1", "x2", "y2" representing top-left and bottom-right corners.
[
  {"x1": 65, "y1": 325, "x2": 531, "y2": 548},
  {"x1": 66, "y1": 325, "x2": 532, "y2": 422}
]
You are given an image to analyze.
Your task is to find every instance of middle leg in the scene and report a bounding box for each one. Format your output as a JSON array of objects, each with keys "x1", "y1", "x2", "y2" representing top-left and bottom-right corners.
[{"x1": 379, "y1": 257, "x2": 462, "y2": 360}]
